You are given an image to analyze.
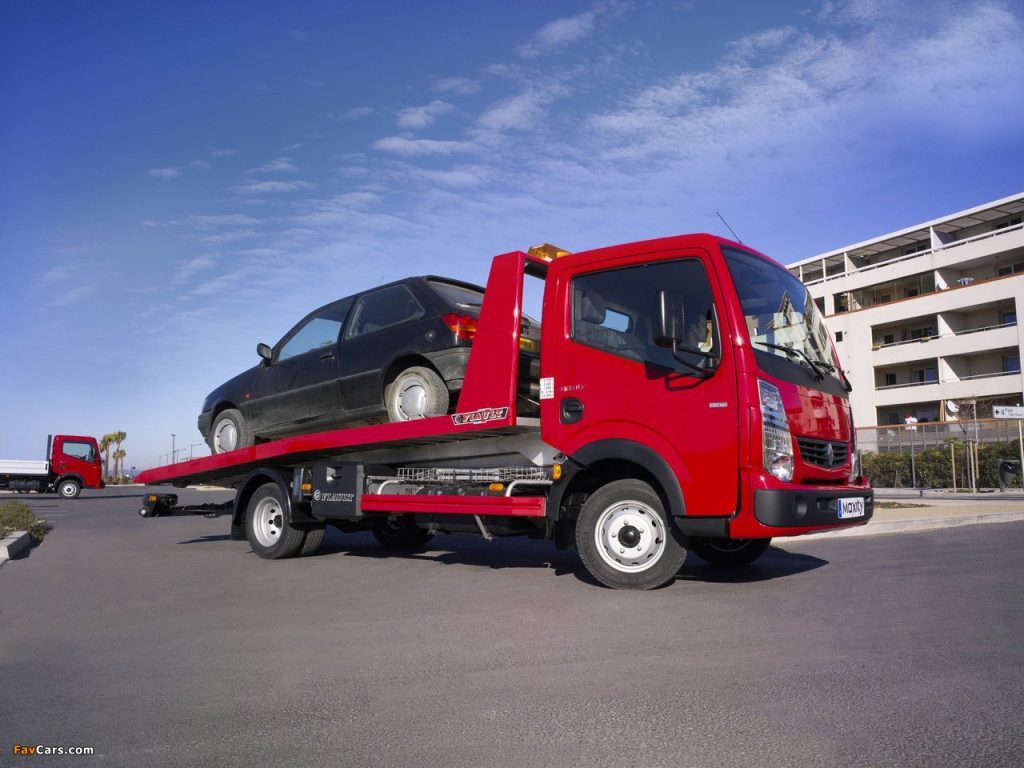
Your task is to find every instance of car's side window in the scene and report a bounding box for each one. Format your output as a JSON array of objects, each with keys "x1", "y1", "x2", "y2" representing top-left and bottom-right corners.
[
  {"x1": 345, "y1": 284, "x2": 425, "y2": 339},
  {"x1": 277, "y1": 299, "x2": 352, "y2": 362},
  {"x1": 571, "y1": 259, "x2": 718, "y2": 368}
]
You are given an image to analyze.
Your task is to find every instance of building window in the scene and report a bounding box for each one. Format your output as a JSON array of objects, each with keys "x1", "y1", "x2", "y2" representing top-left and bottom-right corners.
[
  {"x1": 834, "y1": 294, "x2": 849, "y2": 313},
  {"x1": 884, "y1": 373, "x2": 897, "y2": 387},
  {"x1": 835, "y1": 331, "x2": 843, "y2": 342},
  {"x1": 815, "y1": 297, "x2": 825, "y2": 314},
  {"x1": 1004, "y1": 355, "x2": 1021, "y2": 374},
  {"x1": 902, "y1": 243, "x2": 928, "y2": 256},
  {"x1": 911, "y1": 367, "x2": 937, "y2": 384},
  {"x1": 1001, "y1": 310, "x2": 1017, "y2": 326},
  {"x1": 992, "y1": 216, "x2": 1023, "y2": 231},
  {"x1": 883, "y1": 333, "x2": 895, "y2": 345}
]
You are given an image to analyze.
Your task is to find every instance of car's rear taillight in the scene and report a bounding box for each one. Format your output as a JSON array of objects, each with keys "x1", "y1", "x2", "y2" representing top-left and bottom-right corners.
[{"x1": 443, "y1": 313, "x2": 479, "y2": 341}]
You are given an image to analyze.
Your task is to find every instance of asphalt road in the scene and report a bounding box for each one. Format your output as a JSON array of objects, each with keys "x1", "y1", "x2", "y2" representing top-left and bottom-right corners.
[{"x1": 2, "y1": 488, "x2": 1022, "y2": 768}]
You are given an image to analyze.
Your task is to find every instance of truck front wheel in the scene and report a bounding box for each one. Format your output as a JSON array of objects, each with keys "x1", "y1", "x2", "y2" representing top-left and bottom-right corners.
[
  {"x1": 692, "y1": 537, "x2": 771, "y2": 566},
  {"x1": 58, "y1": 478, "x2": 82, "y2": 499},
  {"x1": 575, "y1": 479, "x2": 687, "y2": 590},
  {"x1": 246, "y1": 484, "x2": 306, "y2": 559}
]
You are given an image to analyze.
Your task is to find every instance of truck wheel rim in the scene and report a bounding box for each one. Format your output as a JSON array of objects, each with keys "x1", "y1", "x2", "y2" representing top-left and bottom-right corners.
[
  {"x1": 60, "y1": 482, "x2": 77, "y2": 498},
  {"x1": 252, "y1": 496, "x2": 283, "y2": 547},
  {"x1": 594, "y1": 500, "x2": 665, "y2": 573},
  {"x1": 214, "y1": 420, "x2": 237, "y2": 452},
  {"x1": 396, "y1": 377, "x2": 428, "y2": 419}
]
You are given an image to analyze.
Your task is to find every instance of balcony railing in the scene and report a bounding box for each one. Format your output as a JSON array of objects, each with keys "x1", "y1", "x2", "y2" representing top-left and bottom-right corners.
[
  {"x1": 873, "y1": 321, "x2": 1017, "y2": 350},
  {"x1": 876, "y1": 369, "x2": 1020, "y2": 390},
  {"x1": 799, "y1": 221, "x2": 1024, "y2": 288}
]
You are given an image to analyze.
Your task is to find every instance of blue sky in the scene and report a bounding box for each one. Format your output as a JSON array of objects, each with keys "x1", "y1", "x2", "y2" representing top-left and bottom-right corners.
[{"x1": 2, "y1": 0, "x2": 1023, "y2": 470}]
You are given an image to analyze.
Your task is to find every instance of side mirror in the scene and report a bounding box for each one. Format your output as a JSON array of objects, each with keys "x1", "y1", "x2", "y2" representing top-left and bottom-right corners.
[
  {"x1": 654, "y1": 290, "x2": 685, "y2": 348},
  {"x1": 257, "y1": 343, "x2": 273, "y2": 362}
]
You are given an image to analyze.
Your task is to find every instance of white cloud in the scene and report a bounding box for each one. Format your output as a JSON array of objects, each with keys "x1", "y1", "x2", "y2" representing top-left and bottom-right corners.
[
  {"x1": 148, "y1": 167, "x2": 180, "y2": 179},
  {"x1": 245, "y1": 157, "x2": 298, "y2": 174},
  {"x1": 518, "y1": 11, "x2": 597, "y2": 58},
  {"x1": 396, "y1": 100, "x2": 454, "y2": 130},
  {"x1": 233, "y1": 180, "x2": 315, "y2": 194},
  {"x1": 477, "y1": 84, "x2": 569, "y2": 133},
  {"x1": 372, "y1": 136, "x2": 476, "y2": 156}
]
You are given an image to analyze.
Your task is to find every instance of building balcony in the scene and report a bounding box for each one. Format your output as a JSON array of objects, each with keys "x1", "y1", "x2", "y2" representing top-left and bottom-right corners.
[
  {"x1": 874, "y1": 370, "x2": 1023, "y2": 407},
  {"x1": 872, "y1": 322, "x2": 1019, "y2": 366}
]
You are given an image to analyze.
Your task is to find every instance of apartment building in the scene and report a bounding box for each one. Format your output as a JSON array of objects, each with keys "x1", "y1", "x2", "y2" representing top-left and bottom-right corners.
[{"x1": 788, "y1": 192, "x2": 1024, "y2": 450}]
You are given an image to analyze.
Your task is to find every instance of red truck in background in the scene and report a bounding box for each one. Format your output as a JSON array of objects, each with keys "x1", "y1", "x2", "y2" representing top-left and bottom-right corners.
[
  {"x1": 0, "y1": 435, "x2": 104, "y2": 499},
  {"x1": 137, "y1": 234, "x2": 873, "y2": 590}
]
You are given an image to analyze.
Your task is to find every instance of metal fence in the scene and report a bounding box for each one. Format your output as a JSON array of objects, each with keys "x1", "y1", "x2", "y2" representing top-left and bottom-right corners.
[{"x1": 857, "y1": 418, "x2": 1024, "y2": 453}]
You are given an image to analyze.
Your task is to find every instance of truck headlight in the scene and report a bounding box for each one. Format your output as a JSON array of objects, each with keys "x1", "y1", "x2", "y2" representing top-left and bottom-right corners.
[{"x1": 759, "y1": 379, "x2": 794, "y2": 482}]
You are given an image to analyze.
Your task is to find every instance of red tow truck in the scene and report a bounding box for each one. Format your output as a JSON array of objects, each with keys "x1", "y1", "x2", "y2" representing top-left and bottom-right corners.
[
  {"x1": 137, "y1": 234, "x2": 873, "y2": 589},
  {"x1": 1, "y1": 435, "x2": 104, "y2": 499}
]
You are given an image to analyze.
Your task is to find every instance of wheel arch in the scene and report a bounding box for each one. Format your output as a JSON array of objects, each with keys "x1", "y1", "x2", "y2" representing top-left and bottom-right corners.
[
  {"x1": 54, "y1": 473, "x2": 85, "y2": 493},
  {"x1": 382, "y1": 354, "x2": 441, "y2": 390},
  {"x1": 231, "y1": 469, "x2": 292, "y2": 530},
  {"x1": 550, "y1": 439, "x2": 686, "y2": 523}
]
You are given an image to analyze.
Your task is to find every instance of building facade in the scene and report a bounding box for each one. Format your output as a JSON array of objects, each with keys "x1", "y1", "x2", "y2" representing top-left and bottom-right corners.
[{"x1": 788, "y1": 192, "x2": 1024, "y2": 451}]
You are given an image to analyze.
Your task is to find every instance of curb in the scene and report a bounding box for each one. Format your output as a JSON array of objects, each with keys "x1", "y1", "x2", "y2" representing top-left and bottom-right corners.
[
  {"x1": 0, "y1": 530, "x2": 32, "y2": 567},
  {"x1": 789, "y1": 511, "x2": 1024, "y2": 541}
]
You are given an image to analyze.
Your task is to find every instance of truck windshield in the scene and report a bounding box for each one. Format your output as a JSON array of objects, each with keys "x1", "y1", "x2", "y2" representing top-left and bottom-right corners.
[{"x1": 723, "y1": 246, "x2": 837, "y2": 379}]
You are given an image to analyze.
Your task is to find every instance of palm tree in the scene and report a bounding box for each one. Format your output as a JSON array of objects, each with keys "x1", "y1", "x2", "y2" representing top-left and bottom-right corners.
[
  {"x1": 113, "y1": 449, "x2": 127, "y2": 482},
  {"x1": 99, "y1": 434, "x2": 116, "y2": 481},
  {"x1": 111, "y1": 431, "x2": 127, "y2": 479}
]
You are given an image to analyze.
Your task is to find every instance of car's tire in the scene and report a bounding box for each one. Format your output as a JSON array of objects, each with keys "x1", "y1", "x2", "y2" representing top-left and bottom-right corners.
[
  {"x1": 209, "y1": 408, "x2": 253, "y2": 454},
  {"x1": 298, "y1": 524, "x2": 326, "y2": 557},
  {"x1": 58, "y1": 478, "x2": 82, "y2": 500},
  {"x1": 692, "y1": 537, "x2": 771, "y2": 567},
  {"x1": 575, "y1": 479, "x2": 687, "y2": 590},
  {"x1": 371, "y1": 515, "x2": 434, "y2": 548},
  {"x1": 245, "y1": 483, "x2": 306, "y2": 559},
  {"x1": 385, "y1": 366, "x2": 449, "y2": 422}
]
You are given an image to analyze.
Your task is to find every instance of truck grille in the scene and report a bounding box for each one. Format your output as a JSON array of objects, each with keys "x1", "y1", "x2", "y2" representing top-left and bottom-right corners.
[{"x1": 796, "y1": 437, "x2": 848, "y2": 469}]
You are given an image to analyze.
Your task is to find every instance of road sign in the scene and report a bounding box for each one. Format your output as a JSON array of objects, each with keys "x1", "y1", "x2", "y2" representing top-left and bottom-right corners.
[{"x1": 993, "y1": 406, "x2": 1024, "y2": 419}]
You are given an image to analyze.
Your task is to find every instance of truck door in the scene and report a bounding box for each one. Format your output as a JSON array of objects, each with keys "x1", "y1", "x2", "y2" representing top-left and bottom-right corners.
[
  {"x1": 544, "y1": 249, "x2": 740, "y2": 517},
  {"x1": 249, "y1": 298, "x2": 351, "y2": 434},
  {"x1": 53, "y1": 437, "x2": 101, "y2": 487}
]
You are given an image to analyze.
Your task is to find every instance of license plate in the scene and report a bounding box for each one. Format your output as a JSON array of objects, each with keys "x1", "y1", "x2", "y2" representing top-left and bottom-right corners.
[{"x1": 838, "y1": 497, "x2": 866, "y2": 519}]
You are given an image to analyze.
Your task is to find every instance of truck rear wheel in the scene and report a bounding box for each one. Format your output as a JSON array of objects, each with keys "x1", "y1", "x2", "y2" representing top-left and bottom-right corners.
[
  {"x1": 692, "y1": 537, "x2": 771, "y2": 566},
  {"x1": 246, "y1": 484, "x2": 306, "y2": 559},
  {"x1": 372, "y1": 514, "x2": 433, "y2": 548},
  {"x1": 58, "y1": 478, "x2": 82, "y2": 499},
  {"x1": 385, "y1": 367, "x2": 449, "y2": 421},
  {"x1": 575, "y1": 479, "x2": 687, "y2": 590}
]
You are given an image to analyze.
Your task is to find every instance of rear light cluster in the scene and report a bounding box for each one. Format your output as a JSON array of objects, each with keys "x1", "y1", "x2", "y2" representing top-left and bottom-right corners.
[
  {"x1": 758, "y1": 379, "x2": 794, "y2": 482},
  {"x1": 443, "y1": 313, "x2": 478, "y2": 341}
]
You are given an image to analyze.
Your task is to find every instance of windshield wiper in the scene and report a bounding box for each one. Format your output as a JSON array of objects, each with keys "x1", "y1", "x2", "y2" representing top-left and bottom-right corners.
[{"x1": 754, "y1": 341, "x2": 830, "y2": 381}]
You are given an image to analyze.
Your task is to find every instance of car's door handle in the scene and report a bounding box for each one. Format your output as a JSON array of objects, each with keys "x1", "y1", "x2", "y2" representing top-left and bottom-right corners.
[
  {"x1": 560, "y1": 398, "x2": 584, "y2": 425},
  {"x1": 320, "y1": 351, "x2": 336, "y2": 360}
]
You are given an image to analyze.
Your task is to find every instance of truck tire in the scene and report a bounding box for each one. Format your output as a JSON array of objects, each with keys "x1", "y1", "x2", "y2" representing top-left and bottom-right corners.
[
  {"x1": 575, "y1": 479, "x2": 687, "y2": 590},
  {"x1": 58, "y1": 478, "x2": 82, "y2": 499},
  {"x1": 209, "y1": 408, "x2": 253, "y2": 454},
  {"x1": 245, "y1": 483, "x2": 306, "y2": 559},
  {"x1": 298, "y1": 524, "x2": 326, "y2": 556},
  {"x1": 692, "y1": 537, "x2": 771, "y2": 567},
  {"x1": 372, "y1": 514, "x2": 434, "y2": 548},
  {"x1": 386, "y1": 367, "x2": 449, "y2": 422}
]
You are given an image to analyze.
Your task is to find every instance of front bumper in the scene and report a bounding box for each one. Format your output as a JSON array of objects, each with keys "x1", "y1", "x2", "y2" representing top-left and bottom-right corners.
[
  {"x1": 197, "y1": 410, "x2": 213, "y2": 440},
  {"x1": 753, "y1": 488, "x2": 874, "y2": 529}
]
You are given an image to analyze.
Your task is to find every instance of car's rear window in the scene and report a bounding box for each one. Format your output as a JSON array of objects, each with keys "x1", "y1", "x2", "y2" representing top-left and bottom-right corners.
[{"x1": 428, "y1": 280, "x2": 485, "y2": 312}]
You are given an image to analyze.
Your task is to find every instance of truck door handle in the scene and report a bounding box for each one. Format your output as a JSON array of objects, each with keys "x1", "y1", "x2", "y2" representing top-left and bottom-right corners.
[{"x1": 560, "y1": 398, "x2": 584, "y2": 425}]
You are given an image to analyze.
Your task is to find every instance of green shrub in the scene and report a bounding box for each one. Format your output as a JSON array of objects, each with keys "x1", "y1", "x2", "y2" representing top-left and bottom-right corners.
[
  {"x1": 861, "y1": 439, "x2": 1023, "y2": 489},
  {"x1": 0, "y1": 500, "x2": 48, "y2": 542}
]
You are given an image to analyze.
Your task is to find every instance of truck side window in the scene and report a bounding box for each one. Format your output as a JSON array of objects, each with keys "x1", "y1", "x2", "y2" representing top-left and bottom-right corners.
[
  {"x1": 62, "y1": 441, "x2": 95, "y2": 462},
  {"x1": 572, "y1": 259, "x2": 717, "y2": 369},
  {"x1": 346, "y1": 285, "x2": 425, "y2": 339}
]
